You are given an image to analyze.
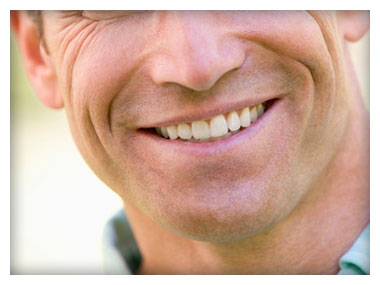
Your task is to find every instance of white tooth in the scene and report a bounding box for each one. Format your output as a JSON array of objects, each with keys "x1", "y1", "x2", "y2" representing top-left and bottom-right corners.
[
  {"x1": 239, "y1": 107, "x2": 251, "y2": 127},
  {"x1": 178, "y1": 123, "x2": 192, "y2": 139},
  {"x1": 250, "y1": 106, "x2": 258, "y2": 123},
  {"x1": 210, "y1": 114, "x2": 228, "y2": 137},
  {"x1": 161, "y1": 127, "x2": 169, "y2": 138},
  {"x1": 191, "y1": 121, "x2": 211, "y2": 140},
  {"x1": 167, "y1": 125, "x2": 178, "y2": 140},
  {"x1": 227, "y1": 111, "x2": 241, "y2": 131},
  {"x1": 257, "y1": 104, "x2": 264, "y2": 117}
]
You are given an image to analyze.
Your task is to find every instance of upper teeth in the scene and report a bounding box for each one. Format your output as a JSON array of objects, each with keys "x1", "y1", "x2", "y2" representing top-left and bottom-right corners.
[{"x1": 155, "y1": 103, "x2": 265, "y2": 141}]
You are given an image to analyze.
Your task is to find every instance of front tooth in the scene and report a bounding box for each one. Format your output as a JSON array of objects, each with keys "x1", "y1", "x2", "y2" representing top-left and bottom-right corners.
[
  {"x1": 239, "y1": 107, "x2": 251, "y2": 127},
  {"x1": 178, "y1": 123, "x2": 192, "y2": 139},
  {"x1": 250, "y1": 106, "x2": 258, "y2": 123},
  {"x1": 227, "y1": 111, "x2": 241, "y2": 131},
  {"x1": 191, "y1": 121, "x2": 211, "y2": 139},
  {"x1": 210, "y1": 114, "x2": 228, "y2": 137},
  {"x1": 257, "y1": 104, "x2": 264, "y2": 117},
  {"x1": 161, "y1": 127, "x2": 169, "y2": 138},
  {"x1": 167, "y1": 125, "x2": 178, "y2": 140}
]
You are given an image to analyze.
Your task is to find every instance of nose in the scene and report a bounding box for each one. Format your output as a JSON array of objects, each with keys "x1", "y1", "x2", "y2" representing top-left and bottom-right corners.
[{"x1": 149, "y1": 11, "x2": 246, "y2": 92}]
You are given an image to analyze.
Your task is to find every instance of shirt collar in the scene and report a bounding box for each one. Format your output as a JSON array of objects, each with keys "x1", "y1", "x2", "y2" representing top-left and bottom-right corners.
[
  {"x1": 102, "y1": 209, "x2": 370, "y2": 275},
  {"x1": 338, "y1": 225, "x2": 370, "y2": 275}
]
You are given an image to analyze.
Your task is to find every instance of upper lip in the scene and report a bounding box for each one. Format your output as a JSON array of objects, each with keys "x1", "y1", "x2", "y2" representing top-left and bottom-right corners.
[{"x1": 138, "y1": 94, "x2": 281, "y2": 129}]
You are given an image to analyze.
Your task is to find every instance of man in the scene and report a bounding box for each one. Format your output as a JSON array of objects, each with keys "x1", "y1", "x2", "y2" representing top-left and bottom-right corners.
[{"x1": 11, "y1": 10, "x2": 369, "y2": 274}]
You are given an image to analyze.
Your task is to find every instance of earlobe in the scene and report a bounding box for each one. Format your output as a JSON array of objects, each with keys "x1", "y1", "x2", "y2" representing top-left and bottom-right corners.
[
  {"x1": 11, "y1": 11, "x2": 63, "y2": 109},
  {"x1": 337, "y1": 10, "x2": 370, "y2": 42}
]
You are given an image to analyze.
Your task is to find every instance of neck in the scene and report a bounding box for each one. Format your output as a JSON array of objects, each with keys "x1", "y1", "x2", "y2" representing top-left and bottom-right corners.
[{"x1": 124, "y1": 80, "x2": 369, "y2": 275}]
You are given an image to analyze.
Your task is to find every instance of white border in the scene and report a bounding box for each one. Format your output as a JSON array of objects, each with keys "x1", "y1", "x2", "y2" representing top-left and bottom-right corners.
[{"x1": 3, "y1": 2, "x2": 379, "y2": 285}]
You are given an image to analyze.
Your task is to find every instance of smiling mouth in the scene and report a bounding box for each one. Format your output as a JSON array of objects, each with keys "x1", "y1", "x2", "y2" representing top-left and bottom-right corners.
[{"x1": 151, "y1": 100, "x2": 274, "y2": 142}]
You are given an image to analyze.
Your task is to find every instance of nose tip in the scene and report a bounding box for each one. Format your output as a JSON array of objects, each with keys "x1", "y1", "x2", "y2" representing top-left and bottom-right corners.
[
  {"x1": 151, "y1": 48, "x2": 245, "y2": 91},
  {"x1": 149, "y1": 13, "x2": 246, "y2": 92}
]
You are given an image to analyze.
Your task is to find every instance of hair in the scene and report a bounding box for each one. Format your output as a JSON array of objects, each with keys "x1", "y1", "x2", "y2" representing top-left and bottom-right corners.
[
  {"x1": 26, "y1": 10, "x2": 43, "y2": 38},
  {"x1": 25, "y1": 10, "x2": 49, "y2": 52}
]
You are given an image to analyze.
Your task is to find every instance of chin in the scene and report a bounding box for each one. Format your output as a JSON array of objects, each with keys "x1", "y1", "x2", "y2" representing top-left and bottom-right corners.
[{"x1": 136, "y1": 173, "x2": 298, "y2": 243}]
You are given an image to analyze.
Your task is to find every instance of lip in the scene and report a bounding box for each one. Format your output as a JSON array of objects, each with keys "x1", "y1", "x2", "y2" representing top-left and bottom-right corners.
[
  {"x1": 134, "y1": 98, "x2": 283, "y2": 157},
  {"x1": 136, "y1": 93, "x2": 284, "y2": 129}
]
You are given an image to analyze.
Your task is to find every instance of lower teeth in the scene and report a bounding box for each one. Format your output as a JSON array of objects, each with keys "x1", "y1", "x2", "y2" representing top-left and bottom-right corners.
[{"x1": 184, "y1": 130, "x2": 239, "y2": 142}]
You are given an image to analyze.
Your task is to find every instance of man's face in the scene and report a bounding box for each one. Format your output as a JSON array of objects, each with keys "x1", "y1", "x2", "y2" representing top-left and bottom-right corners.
[{"x1": 42, "y1": 11, "x2": 350, "y2": 242}]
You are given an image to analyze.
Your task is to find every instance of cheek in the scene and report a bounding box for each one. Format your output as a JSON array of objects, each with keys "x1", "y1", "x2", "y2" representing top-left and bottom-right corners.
[
  {"x1": 54, "y1": 15, "x2": 156, "y2": 123},
  {"x1": 70, "y1": 26, "x2": 148, "y2": 109},
  {"x1": 231, "y1": 11, "x2": 337, "y2": 108},
  {"x1": 55, "y1": 21, "x2": 154, "y2": 178}
]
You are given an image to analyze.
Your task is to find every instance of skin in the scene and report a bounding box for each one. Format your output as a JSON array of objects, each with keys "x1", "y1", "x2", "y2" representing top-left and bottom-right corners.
[{"x1": 12, "y1": 10, "x2": 369, "y2": 274}]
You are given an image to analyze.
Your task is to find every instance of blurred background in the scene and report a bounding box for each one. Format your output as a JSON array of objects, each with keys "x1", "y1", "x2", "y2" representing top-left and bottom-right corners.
[
  {"x1": 10, "y1": 22, "x2": 370, "y2": 274},
  {"x1": 10, "y1": 35, "x2": 124, "y2": 274}
]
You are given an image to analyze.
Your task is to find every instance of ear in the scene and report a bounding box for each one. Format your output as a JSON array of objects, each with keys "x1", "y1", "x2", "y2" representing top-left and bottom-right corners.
[
  {"x1": 337, "y1": 11, "x2": 370, "y2": 42},
  {"x1": 11, "y1": 11, "x2": 63, "y2": 109}
]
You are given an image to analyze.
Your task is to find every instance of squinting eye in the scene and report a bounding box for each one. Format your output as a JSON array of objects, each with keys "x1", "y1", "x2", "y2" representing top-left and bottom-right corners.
[{"x1": 81, "y1": 10, "x2": 136, "y2": 20}]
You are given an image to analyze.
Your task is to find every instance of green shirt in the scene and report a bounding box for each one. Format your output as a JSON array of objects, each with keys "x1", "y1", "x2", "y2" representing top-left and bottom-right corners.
[{"x1": 102, "y1": 209, "x2": 369, "y2": 275}]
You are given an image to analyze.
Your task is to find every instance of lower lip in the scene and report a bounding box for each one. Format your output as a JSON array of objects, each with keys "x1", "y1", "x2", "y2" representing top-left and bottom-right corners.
[{"x1": 136, "y1": 99, "x2": 283, "y2": 157}]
